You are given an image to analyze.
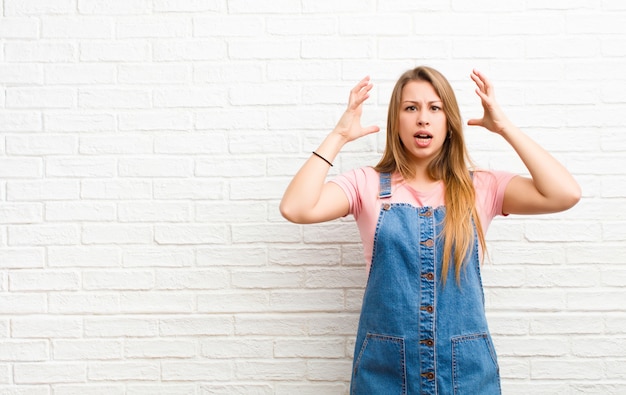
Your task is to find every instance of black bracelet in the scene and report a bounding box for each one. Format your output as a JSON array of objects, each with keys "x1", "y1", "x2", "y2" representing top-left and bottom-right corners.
[{"x1": 312, "y1": 151, "x2": 333, "y2": 167}]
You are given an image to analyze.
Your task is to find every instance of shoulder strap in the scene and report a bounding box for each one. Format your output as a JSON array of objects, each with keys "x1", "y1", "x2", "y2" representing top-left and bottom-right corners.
[{"x1": 379, "y1": 172, "x2": 392, "y2": 199}]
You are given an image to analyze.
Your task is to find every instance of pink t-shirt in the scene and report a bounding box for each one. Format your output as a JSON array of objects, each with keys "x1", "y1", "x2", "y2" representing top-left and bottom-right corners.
[{"x1": 330, "y1": 167, "x2": 515, "y2": 272}]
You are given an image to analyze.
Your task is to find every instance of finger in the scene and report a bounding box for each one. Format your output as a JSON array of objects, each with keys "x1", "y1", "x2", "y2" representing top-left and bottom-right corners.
[
  {"x1": 352, "y1": 76, "x2": 372, "y2": 93},
  {"x1": 470, "y1": 71, "x2": 485, "y2": 91},
  {"x1": 362, "y1": 125, "x2": 381, "y2": 135},
  {"x1": 467, "y1": 118, "x2": 483, "y2": 126},
  {"x1": 473, "y1": 69, "x2": 494, "y2": 95}
]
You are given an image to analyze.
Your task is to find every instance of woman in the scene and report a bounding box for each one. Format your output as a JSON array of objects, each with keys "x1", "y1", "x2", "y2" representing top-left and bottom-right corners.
[{"x1": 280, "y1": 66, "x2": 580, "y2": 394}]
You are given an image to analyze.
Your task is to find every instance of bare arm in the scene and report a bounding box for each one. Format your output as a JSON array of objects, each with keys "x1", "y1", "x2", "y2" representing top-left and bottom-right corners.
[
  {"x1": 467, "y1": 69, "x2": 581, "y2": 215},
  {"x1": 280, "y1": 77, "x2": 380, "y2": 224}
]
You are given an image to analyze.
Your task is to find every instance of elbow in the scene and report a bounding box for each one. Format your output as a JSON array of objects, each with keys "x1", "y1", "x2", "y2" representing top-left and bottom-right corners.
[
  {"x1": 279, "y1": 200, "x2": 305, "y2": 224},
  {"x1": 559, "y1": 184, "x2": 582, "y2": 211}
]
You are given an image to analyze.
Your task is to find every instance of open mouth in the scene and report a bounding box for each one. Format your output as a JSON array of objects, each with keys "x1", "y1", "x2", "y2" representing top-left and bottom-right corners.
[{"x1": 413, "y1": 132, "x2": 433, "y2": 140}]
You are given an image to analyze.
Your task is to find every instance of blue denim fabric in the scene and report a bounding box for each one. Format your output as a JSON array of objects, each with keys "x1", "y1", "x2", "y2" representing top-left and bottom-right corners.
[{"x1": 350, "y1": 173, "x2": 501, "y2": 395}]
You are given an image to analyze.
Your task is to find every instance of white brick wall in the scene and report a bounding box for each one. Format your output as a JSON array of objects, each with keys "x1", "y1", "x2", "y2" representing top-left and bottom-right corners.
[{"x1": 0, "y1": 1, "x2": 624, "y2": 394}]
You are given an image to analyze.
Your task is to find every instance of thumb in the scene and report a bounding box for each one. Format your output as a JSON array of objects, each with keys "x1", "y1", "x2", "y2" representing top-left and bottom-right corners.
[
  {"x1": 363, "y1": 125, "x2": 381, "y2": 135},
  {"x1": 467, "y1": 118, "x2": 482, "y2": 126}
]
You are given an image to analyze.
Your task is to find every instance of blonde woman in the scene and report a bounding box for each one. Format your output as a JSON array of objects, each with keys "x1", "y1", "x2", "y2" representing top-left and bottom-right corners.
[{"x1": 280, "y1": 66, "x2": 580, "y2": 394}]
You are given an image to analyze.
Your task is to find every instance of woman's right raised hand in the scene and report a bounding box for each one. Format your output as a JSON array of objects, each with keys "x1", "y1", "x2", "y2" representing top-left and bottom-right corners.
[{"x1": 333, "y1": 76, "x2": 381, "y2": 142}]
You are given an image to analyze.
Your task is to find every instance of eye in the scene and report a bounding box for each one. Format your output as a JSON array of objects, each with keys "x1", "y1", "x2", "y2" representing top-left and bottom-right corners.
[
  {"x1": 405, "y1": 105, "x2": 417, "y2": 112},
  {"x1": 430, "y1": 105, "x2": 442, "y2": 112}
]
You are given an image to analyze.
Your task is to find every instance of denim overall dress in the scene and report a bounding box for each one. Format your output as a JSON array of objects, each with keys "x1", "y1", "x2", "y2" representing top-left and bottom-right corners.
[{"x1": 350, "y1": 173, "x2": 501, "y2": 395}]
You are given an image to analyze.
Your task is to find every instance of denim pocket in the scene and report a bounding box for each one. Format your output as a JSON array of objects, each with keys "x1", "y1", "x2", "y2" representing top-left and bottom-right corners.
[
  {"x1": 351, "y1": 333, "x2": 406, "y2": 395},
  {"x1": 451, "y1": 333, "x2": 501, "y2": 395}
]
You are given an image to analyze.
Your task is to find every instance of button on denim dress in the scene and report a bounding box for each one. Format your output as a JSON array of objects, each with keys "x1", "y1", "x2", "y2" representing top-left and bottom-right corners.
[{"x1": 350, "y1": 173, "x2": 501, "y2": 395}]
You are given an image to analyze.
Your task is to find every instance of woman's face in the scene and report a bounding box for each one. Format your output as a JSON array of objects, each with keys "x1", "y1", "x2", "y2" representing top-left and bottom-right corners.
[{"x1": 398, "y1": 80, "x2": 448, "y2": 166}]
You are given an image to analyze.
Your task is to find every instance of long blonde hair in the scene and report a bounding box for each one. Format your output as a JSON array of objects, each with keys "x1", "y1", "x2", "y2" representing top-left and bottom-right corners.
[{"x1": 374, "y1": 66, "x2": 486, "y2": 284}]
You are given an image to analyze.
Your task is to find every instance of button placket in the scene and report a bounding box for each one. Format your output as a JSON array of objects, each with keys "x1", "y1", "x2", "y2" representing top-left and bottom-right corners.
[{"x1": 417, "y1": 206, "x2": 437, "y2": 393}]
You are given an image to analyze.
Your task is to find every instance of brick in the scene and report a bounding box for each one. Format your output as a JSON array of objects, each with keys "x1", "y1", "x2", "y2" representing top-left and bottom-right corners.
[
  {"x1": 78, "y1": 0, "x2": 152, "y2": 15},
  {"x1": 5, "y1": 0, "x2": 75, "y2": 15},
  {"x1": 197, "y1": 291, "x2": 270, "y2": 313},
  {"x1": 153, "y1": 39, "x2": 227, "y2": 61},
  {"x1": 0, "y1": 18, "x2": 40, "y2": 38},
  {"x1": 82, "y1": 225, "x2": 152, "y2": 244},
  {"x1": 228, "y1": 0, "x2": 301, "y2": 14},
  {"x1": 0, "y1": 248, "x2": 44, "y2": 269},
  {"x1": 231, "y1": 269, "x2": 305, "y2": 289},
  {"x1": 42, "y1": 17, "x2": 113, "y2": 38},
  {"x1": 78, "y1": 88, "x2": 151, "y2": 109},
  {"x1": 229, "y1": 178, "x2": 290, "y2": 200},
  {"x1": 81, "y1": 179, "x2": 152, "y2": 200},
  {"x1": 194, "y1": 16, "x2": 265, "y2": 37},
  {"x1": 118, "y1": 64, "x2": 189, "y2": 84},
  {"x1": 154, "y1": 179, "x2": 225, "y2": 200},
  {"x1": 79, "y1": 134, "x2": 152, "y2": 154},
  {"x1": 124, "y1": 339, "x2": 196, "y2": 358},
  {"x1": 193, "y1": 63, "x2": 264, "y2": 84},
  {"x1": 306, "y1": 359, "x2": 352, "y2": 381},
  {"x1": 120, "y1": 292, "x2": 194, "y2": 313},
  {"x1": 302, "y1": 0, "x2": 374, "y2": 13},
  {"x1": 53, "y1": 385, "x2": 124, "y2": 395},
  {"x1": 5, "y1": 42, "x2": 76, "y2": 62},
  {"x1": 155, "y1": 269, "x2": 229, "y2": 290},
  {"x1": 531, "y1": 359, "x2": 603, "y2": 380},
  {"x1": 0, "y1": 340, "x2": 48, "y2": 361},
  {"x1": 82, "y1": 270, "x2": 153, "y2": 290},
  {"x1": 161, "y1": 361, "x2": 234, "y2": 381},
  {"x1": 84, "y1": 317, "x2": 158, "y2": 338},
  {"x1": 118, "y1": 201, "x2": 191, "y2": 222},
  {"x1": 6, "y1": 87, "x2": 75, "y2": 109},
  {"x1": 275, "y1": 383, "x2": 347, "y2": 395},
  {"x1": 49, "y1": 293, "x2": 119, "y2": 314},
  {"x1": 116, "y1": 16, "x2": 190, "y2": 38},
  {"x1": 0, "y1": 158, "x2": 41, "y2": 179},
  {"x1": 118, "y1": 157, "x2": 193, "y2": 177},
  {"x1": 153, "y1": 0, "x2": 222, "y2": 12},
  {"x1": 48, "y1": 246, "x2": 121, "y2": 268},
  {"x1": 0, "y1": 203, "x2": 43, "y2": 224},
  {"x1": 302, "y1": 38, "x2": 372, "y2": 59},
  {"x1": 44, "y1": 113, "x2": 115, "y2": 132},
  {"x1": 12, "y1": 317, "x2": 82, "y2": 338},
  {"x1": 79, "y1": 41, "x2": 150, "y2": 62},
  {"x1": 8, "y1": 225, "x2": 79, "y2": 246},
  {"x1": 159, "y1": 316, "x2": 233, "y2": 336},
  {"x1": 52, "y1": 340, "x2": 122, "y2": 360},
  {"x1": 6, "y1": 135, "x2": 76, "y2": 156},
  {"x1": 154, "y1": 133, "x2": 227, "y2": 154},
  {"x1": 232, "y1": 223, "x2": 302, "y2": 243},
  {"x1": 9, "y1": 271, "x2": 80, "y2": 291},
  {"x1": 197, "y1": 246, "x2": 267, "y2": 266},
  {"x1": 118, "y1": 111, "x2": 192, "y2": 131},
  {"x1": 46, "y1": 157, "x2": 117, "y2": 177},
  {"x1": 0, "y1": 64, "x2": 43, "y2": 83},
  {"x1": 235, "y1": 360, "x2": 306, "y2": 380},
  {"x1": 274, "y1": 338, "x2": 345, "y2": 358},
  {"x1": 127, "y1": 385, "x2": 195, "y2": 395},
  {"x1": 87, "y1": 362, "x2": 159, "y2": 381},
  {"x1": 123, "y1": 247, "x2": 194, "y2": 268},
  {"x1": 155, "y1": 224, "x2": 228, "y2": 245},
  {"x1": 195, "y1": 157, "x2": 265, "y2": 179},
  {"x1": 200, "y1": 338, "x2": 273, "y2": 359},
  {"x1": 14, "y1": 363, "x2": 86, "y2": 384}
]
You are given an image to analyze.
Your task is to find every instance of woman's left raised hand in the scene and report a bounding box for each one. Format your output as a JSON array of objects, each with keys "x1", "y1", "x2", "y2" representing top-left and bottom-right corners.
[{"x1": 467, "y1": 69, "x2": 513, "y2": 135}]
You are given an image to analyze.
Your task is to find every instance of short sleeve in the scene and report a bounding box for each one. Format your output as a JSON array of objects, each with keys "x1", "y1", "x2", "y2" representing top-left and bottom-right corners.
[
  {"x1": 473, "y1": 170, "x2": 516, "y2": 232},
  {"x1": 329, "y1": 167, "x2": 380, "y2": 219}
]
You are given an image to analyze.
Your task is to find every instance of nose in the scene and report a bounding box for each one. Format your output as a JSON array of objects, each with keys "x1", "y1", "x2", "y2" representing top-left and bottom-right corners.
[{"x1": 417, "y1": 118, "x2": 429, "y2": 126}]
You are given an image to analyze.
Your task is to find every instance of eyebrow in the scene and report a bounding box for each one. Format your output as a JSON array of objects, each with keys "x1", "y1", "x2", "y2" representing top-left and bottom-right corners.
[{"x1": 402, "y1": 100, "x2": 442, "y2": 105}]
